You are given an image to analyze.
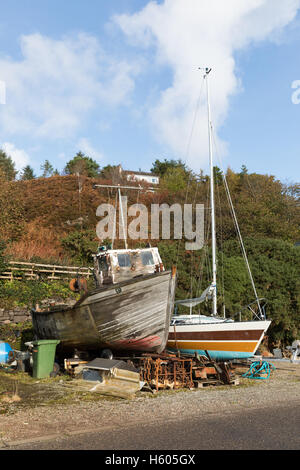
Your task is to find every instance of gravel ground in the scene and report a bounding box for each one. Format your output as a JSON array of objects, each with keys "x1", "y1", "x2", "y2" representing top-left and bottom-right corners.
[{"x1": 0, "y1": 360, "x2": 299, "y2": 447}]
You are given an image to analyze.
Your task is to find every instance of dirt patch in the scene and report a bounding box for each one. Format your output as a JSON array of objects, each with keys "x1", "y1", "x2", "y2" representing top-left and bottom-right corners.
[
  {"x1": 0, "y1": 373, "x2": 66, "y2": 412},
  {"x1": 0, "y1": 369, "x2": 117, "y2": 416}
]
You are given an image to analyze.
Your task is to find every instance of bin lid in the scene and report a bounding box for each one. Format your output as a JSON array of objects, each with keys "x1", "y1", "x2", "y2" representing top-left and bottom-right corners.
[{"x1": 32, "y1": 340, "x2": 60, "y2": 346}]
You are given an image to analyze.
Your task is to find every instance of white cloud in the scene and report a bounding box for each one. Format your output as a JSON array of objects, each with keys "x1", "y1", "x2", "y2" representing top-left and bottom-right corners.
[
  {"x1": 1, "y1": 142, "x2": 30, "y2": 171},
  {"x1": 115, "y1": 0, "x2": 300, "y2": 169},
  {"x1": 77, "y1": 137, "x2": 104, "y2": 162},
  {"x1": 0, "y1": 33, "x2": 140, "y2": 139},
  {"x1": 0, "y1": 80, "x2": 6, "y2": 105}
]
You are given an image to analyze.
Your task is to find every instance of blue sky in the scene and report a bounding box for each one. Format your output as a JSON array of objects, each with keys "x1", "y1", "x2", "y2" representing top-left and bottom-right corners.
[{"x1": 0, "y1": 0, "x2": 299, "y2": 184}]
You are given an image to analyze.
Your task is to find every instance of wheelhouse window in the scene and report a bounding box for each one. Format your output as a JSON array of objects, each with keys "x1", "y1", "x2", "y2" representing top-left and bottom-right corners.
[
  {"x1": 141, "y1": 251, "x2": 154, "y2": 266},
  {"x1": 117, "y1": 253, "x2": 131, "y2": 267}
]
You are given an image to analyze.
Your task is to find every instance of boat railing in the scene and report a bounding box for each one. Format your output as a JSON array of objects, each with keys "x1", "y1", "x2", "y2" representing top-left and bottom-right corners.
[
  {"x1": 233, "y1": 298, "x2": 268, "y2": 322},
  {"x1": 170, "y1": 315, "x2": 233, "y2": 325},
  {"x1": 171, "y1": 298, "x2": 268, "y2": 324}
]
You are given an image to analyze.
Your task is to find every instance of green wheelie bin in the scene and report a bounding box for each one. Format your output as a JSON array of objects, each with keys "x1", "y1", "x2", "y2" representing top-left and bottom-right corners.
[{"x1": 32, "y1": 339, "x2": 60, "y2": 379}]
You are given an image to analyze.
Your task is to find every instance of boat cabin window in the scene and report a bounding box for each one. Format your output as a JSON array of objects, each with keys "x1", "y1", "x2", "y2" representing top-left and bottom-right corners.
[
  {"x1": 117, "y1": 253, "x2": 131, "y2": 267},
  {"x1": 141, "y1": 251, "x2": 155, "y2": 266}
]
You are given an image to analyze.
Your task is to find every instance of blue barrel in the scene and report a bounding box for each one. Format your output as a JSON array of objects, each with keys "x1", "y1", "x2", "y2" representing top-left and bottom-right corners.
[{"x1": 0, "y1": 342, "x2": 13, "y2": 364}]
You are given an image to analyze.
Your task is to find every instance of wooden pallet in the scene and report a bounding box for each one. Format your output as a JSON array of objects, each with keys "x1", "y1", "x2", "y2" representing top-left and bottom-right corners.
[
  {"x1": 194, "y1": 377, "x2": 240, "y2": 388},
  {"x1": 193, "y1": 379, "x2": 221, "y2": 388}
]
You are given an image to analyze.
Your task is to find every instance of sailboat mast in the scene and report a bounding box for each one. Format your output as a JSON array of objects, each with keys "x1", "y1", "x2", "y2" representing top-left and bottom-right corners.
[
  {"x1": 204, "y1": 68, "x2": 218, "y2": 316},
  {"x1": 118, "y1": 187, "x2": 128, "y2": 250}
]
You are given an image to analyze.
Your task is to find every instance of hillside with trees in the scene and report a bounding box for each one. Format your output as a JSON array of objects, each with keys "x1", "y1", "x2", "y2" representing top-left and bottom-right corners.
[{"x1": 0, "y1": 149, "x2": 299, "y2": 348}]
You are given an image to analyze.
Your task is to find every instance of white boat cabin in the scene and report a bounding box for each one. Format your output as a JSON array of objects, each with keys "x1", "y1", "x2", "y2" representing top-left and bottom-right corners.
[{"x1": 93, "y1": 247, "x2": 164, "y2": 286}]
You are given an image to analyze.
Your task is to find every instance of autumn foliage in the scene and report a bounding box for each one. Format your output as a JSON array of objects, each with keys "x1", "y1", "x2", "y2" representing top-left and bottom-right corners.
[{"x1": 0, "y1": 166, "x2": 299, "y2": 346}]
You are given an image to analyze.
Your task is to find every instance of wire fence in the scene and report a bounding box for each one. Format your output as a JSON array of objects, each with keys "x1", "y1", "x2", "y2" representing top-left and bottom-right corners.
[{"x1": 0, "y1": 261, "x2": 93, "y2": 281}]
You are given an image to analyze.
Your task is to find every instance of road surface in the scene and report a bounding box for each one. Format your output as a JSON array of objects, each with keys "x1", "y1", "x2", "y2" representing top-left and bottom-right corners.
[{"x1": 6, "y1": 402, "x2": 300, "y2": 451}]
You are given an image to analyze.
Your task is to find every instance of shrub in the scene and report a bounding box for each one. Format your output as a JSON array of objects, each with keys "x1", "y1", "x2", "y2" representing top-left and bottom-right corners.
[
  {"x1": 0, "y1": 241, "x2": 7, "y2": 274},
  {"x1": 61, "y1": 230, "x2": 99, "y2": 264}
]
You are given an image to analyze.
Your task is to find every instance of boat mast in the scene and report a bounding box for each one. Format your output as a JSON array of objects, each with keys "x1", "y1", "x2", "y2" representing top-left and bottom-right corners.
[
  {"x1": 93, "y1": 183, "x2": 157, "y2": 251},
  {"x1": 204, "y1": 67, "x2": 218, "y2": 316},
  {"x1": 118, "y1": 187, "x2": 128, "y2": 250}
]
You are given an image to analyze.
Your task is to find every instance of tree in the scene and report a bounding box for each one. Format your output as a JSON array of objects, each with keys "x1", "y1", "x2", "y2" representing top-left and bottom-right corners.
[
  {"x1": 160, "y1": 167, "x2": 189, "y2": 192},
  {"x1": 0, "y1": 149, "x2": 17, "y2": 181},
  {"x1": 100, "y1": 164, "x2": 123, "y2": 184},
  {"x1": 213, "y1": 166, "x2": 223, "y2": 185},
  {"x1": 61, "y1": 229, "x2": 99, "y2": 264},
  {"x1": 64, "y1": 151, "x2": 100, "y2": 178},
  {"x1": 40, "y1": 160, "x2": 54, "y2": 178},
  {"x1": 220, "y1": 238, "x2": 300, "y2": 346},
  {"x1": 240, "y1": 165, "x2": 249, "y2": 176},
  {"x1": 151, "y1": 158, "x2": 188, "y2": 178},
  {"x1": 20, "y1": 165, "x2": 36, "y2": 180}
]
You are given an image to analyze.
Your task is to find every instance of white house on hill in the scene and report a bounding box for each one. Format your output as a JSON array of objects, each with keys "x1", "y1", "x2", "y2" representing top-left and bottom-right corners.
[
  {"x1": 116, "y1": 165, "x2": 159, "y2": 185},
  {"x1": 124, "y1": 169, "x2": 159, "y2": 185}
]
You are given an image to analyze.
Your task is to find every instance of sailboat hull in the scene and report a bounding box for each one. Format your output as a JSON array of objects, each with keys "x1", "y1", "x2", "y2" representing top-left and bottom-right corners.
[{"x1": 167, "y1": 320, "x2": 271, "y2": 361}]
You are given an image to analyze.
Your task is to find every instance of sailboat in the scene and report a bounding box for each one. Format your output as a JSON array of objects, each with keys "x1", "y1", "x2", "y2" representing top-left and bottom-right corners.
[
  {"x1": 167, "y1": 68, "x2": 271, "y2": 361},
  {"x1": 31, "y1": 185, "x2": 177, "y2": 355}
]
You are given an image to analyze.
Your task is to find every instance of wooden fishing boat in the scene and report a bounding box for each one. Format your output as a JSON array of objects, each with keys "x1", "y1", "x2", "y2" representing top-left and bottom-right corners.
[{"x1": 31, "y1": 247, "x2": 177, "y2": 355}]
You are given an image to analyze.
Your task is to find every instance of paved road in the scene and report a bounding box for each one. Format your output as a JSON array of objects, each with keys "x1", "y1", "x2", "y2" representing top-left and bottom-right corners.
[{"x1": 6, "y1": 403, "x2": 300, "y2": 451}]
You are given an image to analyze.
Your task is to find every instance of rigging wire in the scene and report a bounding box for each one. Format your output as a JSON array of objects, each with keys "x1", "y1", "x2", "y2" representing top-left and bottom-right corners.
[
  {"x1": 215, "y1": 173, "x2": 226, "y2": 315},
  {"x1": 195, "y1": 182, "x2": 211, "y2": 305},
  {"x1": 211, "y1": 128, "x2": 264, "y2": 319}
]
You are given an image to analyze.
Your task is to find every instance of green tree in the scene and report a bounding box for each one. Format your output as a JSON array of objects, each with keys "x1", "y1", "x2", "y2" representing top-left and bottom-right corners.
[
  {"x1": 64, "y1": 151, "x2": 100, "y2": 178},
  {"x1": 0, "y1": 149, "x2": 17, "y2": 181},
  {"x1": 40, "y1": 160, "x2": 54, "y2": 178},
  {"x1": 218, "y1": 238, "x2": 300, "y2": 346},
  {"x1": 160, "y1": 167, "x2": 189, "y2": 192},
  {"x1": 61, "y1": 229, "x2": 99, "y2": 264},
  {"x1": 213, "y1": 166, "x2": 223, "y2": 185},
  {"x1": 20, "y1": 165, "x2": 36, "y2": 180},
  {"x1": 151, "y1": 158, "x2": 188, "y2": 178},
  {"x1": 240, "y1": 164, "x2": 249, "y2": 176}
]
